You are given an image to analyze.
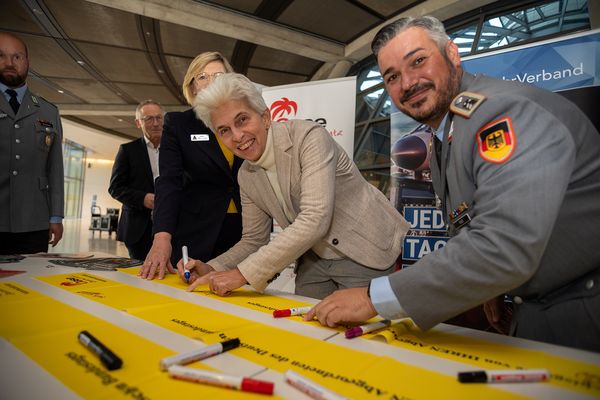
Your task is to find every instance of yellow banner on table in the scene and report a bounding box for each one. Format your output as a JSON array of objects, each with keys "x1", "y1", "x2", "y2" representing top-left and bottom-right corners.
[
  {"x1": 119, "y1": 269, "x2": 600, "y2": 398},
  {"x1": 0, "y1": 282, "x2": 275, "y2": 399},
  {"x1": 36, "y1": 274, "x2": 524, "y2": 399},
  {"x1": 365, "y1": 317, "x2": 600, "y2": 397},
  {"x1": 118, "y1": 267, "x2": 313, "y2": 311}
]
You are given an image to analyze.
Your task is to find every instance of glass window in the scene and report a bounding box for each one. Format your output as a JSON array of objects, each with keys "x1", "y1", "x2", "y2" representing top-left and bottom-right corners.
[
  {"x1": 448, "y1": 0, "x2": 590, "y2": 56},
  {"x1": 63, "y1": 139, "x2": 86, "y2": 218},
  {"x1": 355, "y1": 120, "x2": 391, "y2": 170},
  {"x1": 449, "y1": 23, "x2": 478, "y2": 55}
]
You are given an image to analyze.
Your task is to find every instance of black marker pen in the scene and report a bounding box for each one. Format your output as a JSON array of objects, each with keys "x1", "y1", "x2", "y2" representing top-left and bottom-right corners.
[
  {"x1": 458, "y1": 368, "x2": 549, "y2": 383},
  {"x1": 78, "y1": 330, "x2": 123, "y2": 370}
]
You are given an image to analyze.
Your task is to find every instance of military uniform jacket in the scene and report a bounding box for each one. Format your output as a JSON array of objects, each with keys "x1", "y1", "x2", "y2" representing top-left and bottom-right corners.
[
  {"x1": 108, "y1": 138, "x2": 154, "y2": 245},
  {"x1": 389, "y1": 72, "x2": 600, "y2": 330},
  {"x1": 209, "y1": 120, "x2": 410, "y2": 292},
  {"x1": 0, "y1": 89, "x2": 64, "y2": 233}
]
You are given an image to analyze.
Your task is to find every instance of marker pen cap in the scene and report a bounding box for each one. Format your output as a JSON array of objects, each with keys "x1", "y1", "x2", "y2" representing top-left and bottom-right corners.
[
  {"x1": 241, "y1": 378, "x2": 275, "y2": 394},
  {"x1": 222, "y1": 338, "x2": 241, "y2": 351},
  {"x1": 100, "y1": 352, "x2": 123, "y2": 370},
  {"x1": 345, "y1": 327, "x2": 363, "y2": 339},
  {"x1": 458, "y1": 371, "x2": 487, "y2": 383},
  {"x1": 273, "y1": 309, "x2": 291, "y2": 318}
]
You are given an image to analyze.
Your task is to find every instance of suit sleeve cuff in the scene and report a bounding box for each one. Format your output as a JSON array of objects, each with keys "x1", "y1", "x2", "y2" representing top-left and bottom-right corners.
[
  {"x1": 370, "y1": 276, "x2": 408, "y2": 320},
  {"x1": 49, "y1": 216, "x2": 63, "y2": 224}
]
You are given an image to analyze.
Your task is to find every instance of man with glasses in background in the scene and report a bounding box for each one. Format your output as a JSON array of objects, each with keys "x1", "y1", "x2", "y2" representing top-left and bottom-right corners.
[{"x1": 109, "y1": 100, "x2": 164, "y2": 260}]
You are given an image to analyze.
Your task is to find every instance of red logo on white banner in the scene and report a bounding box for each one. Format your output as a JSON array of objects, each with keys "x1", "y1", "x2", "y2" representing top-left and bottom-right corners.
[{"x1": 270, "y1": 97, "x2": 298, "y2": 122}]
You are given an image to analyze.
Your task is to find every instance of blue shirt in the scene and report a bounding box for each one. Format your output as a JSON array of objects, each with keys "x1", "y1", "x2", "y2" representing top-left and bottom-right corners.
[{"x1": 0, "y1": 82, "x2": 27, "y2": 104}]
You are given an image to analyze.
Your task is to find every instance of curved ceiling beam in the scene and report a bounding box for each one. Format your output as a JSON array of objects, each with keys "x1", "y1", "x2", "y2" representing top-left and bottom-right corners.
[
  {"x1": 344, "y1": 0, "x2": 499, "y2": 63},
  {"x1": 22, "y1": 0, "x2": 138, "y2": 104},
  {"x1": 230, "y1": 0, "x2": 294, "y2": 76},
  {"x1": 136, "y1": 15, "x2": 186, "y2": 104},
  {"x1": 84, "y1": 0, "x2": 345, "y2": 62}
]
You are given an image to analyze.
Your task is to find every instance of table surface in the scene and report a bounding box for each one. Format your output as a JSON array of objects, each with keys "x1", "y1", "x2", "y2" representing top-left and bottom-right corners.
[{"x1": 2, "y1": 255, "x2": 599, "y2": 400}]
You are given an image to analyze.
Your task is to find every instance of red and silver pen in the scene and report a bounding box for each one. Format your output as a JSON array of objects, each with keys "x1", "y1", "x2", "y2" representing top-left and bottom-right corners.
[
  {"x1": 345, "y1": 320, "x2": 391, "y2": 338},
  {"x1": 168, "y1": 365, "x2": 274, "y2": 395},
  {"x1": 273, "y1": 306, "x2": 312, "y2": 318}
]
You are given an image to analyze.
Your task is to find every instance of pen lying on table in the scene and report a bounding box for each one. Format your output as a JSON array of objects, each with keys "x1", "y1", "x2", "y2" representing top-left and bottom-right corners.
[
  {"x1": 168, "y1": 365, "x2": 274, "y2": 395},
  {"x1": 160, "y1": 338, "x2": 240, "y2": 371}
]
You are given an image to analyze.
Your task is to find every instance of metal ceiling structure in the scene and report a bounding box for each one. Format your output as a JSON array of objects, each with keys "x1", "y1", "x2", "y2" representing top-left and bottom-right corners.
[{"x1": 1, "y1": 0, "x2": 497, "y2": 139}]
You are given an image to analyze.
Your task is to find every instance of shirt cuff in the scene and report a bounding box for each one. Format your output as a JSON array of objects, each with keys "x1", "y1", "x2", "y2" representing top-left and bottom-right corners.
[
  {"x1": 49, "y1": 216, "x2": 63, "y2": 224},
  {"x1": 370, "y1": 276, "x2": 408, "y2": 320}
]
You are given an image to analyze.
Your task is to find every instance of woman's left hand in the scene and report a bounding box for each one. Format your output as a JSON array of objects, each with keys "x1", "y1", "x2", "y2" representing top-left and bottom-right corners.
[{"x1": 187, "y1": 267, "x2": 247, "y2": 296}]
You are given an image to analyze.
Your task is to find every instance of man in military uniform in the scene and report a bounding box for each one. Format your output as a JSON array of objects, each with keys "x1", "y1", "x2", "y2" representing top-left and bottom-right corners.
[
  {"x1": 307, "y1": 16, "x2": 600, "y2": 352},
  {"x1": 0, "y1": 32, "x2": 64, "y2": 254}
]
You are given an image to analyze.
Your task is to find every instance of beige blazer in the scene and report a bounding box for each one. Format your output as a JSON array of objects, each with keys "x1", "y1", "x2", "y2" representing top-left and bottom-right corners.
[{"x1": 209, "y1": 120, "x2": 409, "y2": 292}]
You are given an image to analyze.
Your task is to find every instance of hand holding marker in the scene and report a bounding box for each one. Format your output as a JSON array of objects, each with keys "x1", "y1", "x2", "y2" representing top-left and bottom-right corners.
[{"x1": 182, "y1": 245, "x2": 190, "y2": 283}]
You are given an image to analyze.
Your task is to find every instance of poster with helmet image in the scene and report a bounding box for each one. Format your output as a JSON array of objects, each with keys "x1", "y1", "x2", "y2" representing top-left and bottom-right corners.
[{"x1": 390, "y1": 111, "x2": 449, "y2": 269}]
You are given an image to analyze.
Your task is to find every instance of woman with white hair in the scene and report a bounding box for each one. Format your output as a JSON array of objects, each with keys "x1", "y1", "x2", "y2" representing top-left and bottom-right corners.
[{"x1": 180, "y1": 73, "x2": 409, "y2": 299}]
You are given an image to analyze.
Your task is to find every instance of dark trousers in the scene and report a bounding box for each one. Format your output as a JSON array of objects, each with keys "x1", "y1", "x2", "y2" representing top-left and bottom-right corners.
[
  {"x1": 0, "y1": 230, "x2": 49, "y2": 255},
  {"x1": 125, "y1": 223, "x2": 153, "y2": 261},
  {"x1": 170, "y1": 213, "x2": 242, "y2": 266},
  {"x1": 212, "y1": 213, "x2": 243, "y2": 258}
]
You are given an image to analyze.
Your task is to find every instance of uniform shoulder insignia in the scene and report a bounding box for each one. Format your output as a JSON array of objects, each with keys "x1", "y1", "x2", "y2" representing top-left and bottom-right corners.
[{"x1": 450, "y1": 91, "x2": 486, "y2": 119}]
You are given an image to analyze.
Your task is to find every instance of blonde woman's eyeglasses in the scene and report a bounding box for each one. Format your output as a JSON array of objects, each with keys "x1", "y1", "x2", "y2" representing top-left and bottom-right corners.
[{"x1": 194, "y1": 71, "x2": 224, "y2": 83}]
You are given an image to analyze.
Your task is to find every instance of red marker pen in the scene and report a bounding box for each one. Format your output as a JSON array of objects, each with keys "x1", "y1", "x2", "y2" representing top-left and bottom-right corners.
[
  {"x1": 273, "y1": 306, "x2": 312, "y2": 318},
  {"x1": 344, "y1": 320, "x2": 391, "y2": 338},
  {"x1": 168, "y1": 365, "x2": 274, "y2": 395}
]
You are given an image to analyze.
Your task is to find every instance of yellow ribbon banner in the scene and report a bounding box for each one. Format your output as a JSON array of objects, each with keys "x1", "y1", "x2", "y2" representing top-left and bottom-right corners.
[
  {"x1": 118, "y1": 268, "x2": 600, "y2": 397},
  {"x1": 34, "y1": 273, "x2": 522, "y2": 399},
  {"x1": 0, "y1": 282, "x2": 275, "y2": 399}
]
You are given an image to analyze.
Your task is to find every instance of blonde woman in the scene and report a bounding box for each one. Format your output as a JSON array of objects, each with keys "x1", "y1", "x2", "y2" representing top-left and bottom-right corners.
[{"x1": 141, "y1": 52, "x2": 243, "y2": 280}]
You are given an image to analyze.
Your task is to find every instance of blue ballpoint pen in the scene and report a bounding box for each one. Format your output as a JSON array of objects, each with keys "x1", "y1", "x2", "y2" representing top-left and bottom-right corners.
[{"x1": 182, "y1": 245, "x2": 190, "y2": 283}]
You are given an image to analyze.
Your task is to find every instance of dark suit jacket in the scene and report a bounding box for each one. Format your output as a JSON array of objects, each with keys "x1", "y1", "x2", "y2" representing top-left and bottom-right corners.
[
  {"x1": 108, "y1": 138, "x2": 154, "y2": 245},
  {"x1": 153, "y1": 109, "x2": 243, "y2": 264}
]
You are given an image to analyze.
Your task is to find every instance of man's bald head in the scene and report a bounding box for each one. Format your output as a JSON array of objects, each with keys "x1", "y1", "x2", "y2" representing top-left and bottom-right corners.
[{"x1": 0, "y1": 32, "x2": 29, "y2": 87}]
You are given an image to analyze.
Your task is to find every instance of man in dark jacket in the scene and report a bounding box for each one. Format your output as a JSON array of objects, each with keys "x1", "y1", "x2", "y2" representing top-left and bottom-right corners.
[{"x1": 109, "y1": 100, "x2": 164, "y2": 260}]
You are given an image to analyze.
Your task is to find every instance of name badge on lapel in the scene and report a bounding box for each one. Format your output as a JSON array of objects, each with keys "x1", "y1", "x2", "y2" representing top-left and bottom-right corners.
[
  {"x1": 449, "y1": 202, "x2": 471, "y2": 232},
  {"x1": 0, "y1": 113, "x2": 7, "y2": 119},
  {"x1": 190, "y1": 134, "x2": 209, "y2": 142}
]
